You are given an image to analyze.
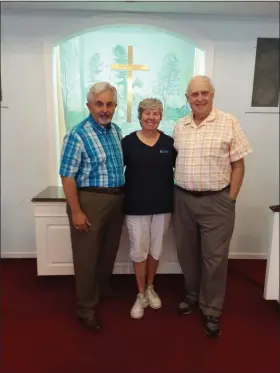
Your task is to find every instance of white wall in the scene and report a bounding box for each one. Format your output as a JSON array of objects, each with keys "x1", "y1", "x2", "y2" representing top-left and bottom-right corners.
[{"x1": 1, "y1": 10, "x2": 279, "y2": 258}]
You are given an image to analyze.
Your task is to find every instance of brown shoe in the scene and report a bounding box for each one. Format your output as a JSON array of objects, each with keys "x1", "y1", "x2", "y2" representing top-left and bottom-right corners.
[{"x1": 77, "y1": 314, "x2": 102, "y2": 332}]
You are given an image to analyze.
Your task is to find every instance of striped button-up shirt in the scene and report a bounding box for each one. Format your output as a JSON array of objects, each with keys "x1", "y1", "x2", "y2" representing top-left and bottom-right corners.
[
  {"x1": 173, "y1": 108, "x2": 253, "y2": 191},
  {"x1": 59, "y1": 116, "x2": 124, "y2": 188}
]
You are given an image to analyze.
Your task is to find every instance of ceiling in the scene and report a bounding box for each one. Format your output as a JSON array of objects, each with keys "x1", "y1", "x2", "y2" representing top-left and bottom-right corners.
[{"x1": 1, "y1": 1, "x2": 279, "y2": 18}]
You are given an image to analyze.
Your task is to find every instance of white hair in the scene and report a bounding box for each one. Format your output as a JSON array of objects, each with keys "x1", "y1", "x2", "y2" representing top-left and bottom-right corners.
[
  {"x1": 87, "y1": 82, "x2": 117, "y2": 104},
  {"x1": 186, "y1": 75, "x2": 215, "y2": 94}
]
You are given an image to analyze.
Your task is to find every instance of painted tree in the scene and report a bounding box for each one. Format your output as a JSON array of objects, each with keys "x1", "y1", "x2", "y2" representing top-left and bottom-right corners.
[
  {"x1": 59, "y1": 40, "x2": 80, "y2": 130},
  {"x1": 78, "y1": 36, "x2": 86, "y2": 116},
  {"x1": 112, "y1": 44, "x2": 128, "y2": 89},
  {"x1": 132, "y1": 77, "x2": 145, "y2": 123},
  {"x1": 88, "y1": 52, "x2": 103, "y2": 85},
  {"x1": 112, "y1": 45, "x2": 128, "y2": 122},
  {"x1": 155, "y1": 53, "x2": 180, "y2": 115}
]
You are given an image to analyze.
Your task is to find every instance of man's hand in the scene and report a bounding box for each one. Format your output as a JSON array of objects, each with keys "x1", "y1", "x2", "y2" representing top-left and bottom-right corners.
[
  {"x1": 72, "y1": 210, "x2": 91, "y2": 232},
  {"x1": 229, "y1": 158, "x2": 245, "y2": 200},
  {"x1": 61, "y1": 176, "x2": 91, "y2": 232}
]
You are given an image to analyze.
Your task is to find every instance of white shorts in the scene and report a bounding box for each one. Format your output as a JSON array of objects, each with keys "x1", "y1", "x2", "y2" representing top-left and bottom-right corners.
[{"x1": 125, "y1": 214, "x2": 172, "y2": 262}]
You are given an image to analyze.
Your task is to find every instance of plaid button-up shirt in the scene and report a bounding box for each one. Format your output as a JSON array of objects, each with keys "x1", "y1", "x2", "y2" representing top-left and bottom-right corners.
[
  {"x1": 173, "y1": 108, "x2": 253, "y2": 191},
  {"x1": 59, "y1": 116, "x2": 124, "y2": 188}
]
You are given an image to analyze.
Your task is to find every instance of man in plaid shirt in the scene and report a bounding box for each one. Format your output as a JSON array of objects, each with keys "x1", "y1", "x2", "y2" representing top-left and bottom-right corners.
[
  {"x1": 173, "y1": 75, "x2": 252, "y2": 337},
  {"x1": 60, "y1": 82, "x2": 124, "y2": 332}
]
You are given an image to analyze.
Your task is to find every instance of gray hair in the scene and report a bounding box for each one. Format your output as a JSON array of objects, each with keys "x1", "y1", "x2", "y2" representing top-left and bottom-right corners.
[
  {"x1": 138, "y1": 98, "x2": 163, "y2": 120},
  {"x1": 186, "y1": 75, "x2": 215, "y2": 95},
  {"x1": 87, "y1": 82, "x2": 117, "y2": 104}
]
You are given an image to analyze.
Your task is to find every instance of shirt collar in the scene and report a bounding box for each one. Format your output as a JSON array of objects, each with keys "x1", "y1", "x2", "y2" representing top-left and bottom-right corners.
[
  {"x1": 88, "y1": 115, "x2": 112, "y2": 133},
  {"x1": 184, "y1": 108, "x2": 217, "y2": 126}
]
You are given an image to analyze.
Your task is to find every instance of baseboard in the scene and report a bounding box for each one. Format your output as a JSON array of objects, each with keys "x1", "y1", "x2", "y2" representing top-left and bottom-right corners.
[
  {"x1": 1, "y1": 252, "x2": 37, "y2": 258},
  {"x1": 228, "y1": 253, "x2": 267, "y2": 259},
  {"x1": 1, "y1": 251, "x2": 267, "y2": 260},
  {"x1": 0, "y1": 251, "x2": 267, "y2": 276}
]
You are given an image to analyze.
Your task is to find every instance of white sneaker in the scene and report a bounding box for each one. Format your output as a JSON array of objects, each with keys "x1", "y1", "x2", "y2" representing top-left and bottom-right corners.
[
  {"x1": 146, "y1": 285, "x2": 162, "y2": 309},
  {"x1": 130, "y1": 293, "x2": 148, "y2": 319}
]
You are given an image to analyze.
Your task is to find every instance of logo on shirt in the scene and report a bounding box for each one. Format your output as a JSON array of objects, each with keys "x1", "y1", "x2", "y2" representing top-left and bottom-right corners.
[{"x1": 160, "y1": 149, "x2": 169, "y2": 154}]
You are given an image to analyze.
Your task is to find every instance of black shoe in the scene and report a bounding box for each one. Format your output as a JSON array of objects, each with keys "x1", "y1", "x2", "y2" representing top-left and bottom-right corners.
[
  {"x1": 77, "y1": 314, "x2": 102, "y2": 332},
  {"x1": 203, "y1": 315, "x2": 221, "y2": 337},
  {"x1": 178, "y1": 296, "x2": 196, "y2": 315}
]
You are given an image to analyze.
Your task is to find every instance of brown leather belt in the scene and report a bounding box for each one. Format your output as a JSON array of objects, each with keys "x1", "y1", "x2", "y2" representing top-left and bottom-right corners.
[
  {"x1": 176, "y1": 184, "x2": 229, "y2": 197},
  {"x1": 79, "y1": 186, "x2": 125, "y2": 195}
]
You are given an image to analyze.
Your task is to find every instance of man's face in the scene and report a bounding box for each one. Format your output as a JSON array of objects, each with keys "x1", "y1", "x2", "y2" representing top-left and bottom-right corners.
[
  {"x1": 186, "y1": 80, "x2": 214, "y2": 119},
  {"x1": 87, "y1": 90, "x2": 117, "y2": 126}
]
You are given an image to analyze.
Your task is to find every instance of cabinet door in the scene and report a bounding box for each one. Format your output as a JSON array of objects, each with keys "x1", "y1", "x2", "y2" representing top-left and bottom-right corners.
[
  {"x1": 36, "y1": 217, "x2": 74, "y2": 275},
  {"x1": 264, "y1": 213, "x2": 279, "y2": 301}
]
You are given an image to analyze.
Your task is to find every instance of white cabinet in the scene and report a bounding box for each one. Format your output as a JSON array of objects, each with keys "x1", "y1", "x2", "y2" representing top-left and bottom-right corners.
[
  {"x1": 264, "y1": 208, "x2": 279, "y2": 302},
  {"x1": 33, "y1": 201, "x2": 181, "y2": 275}
]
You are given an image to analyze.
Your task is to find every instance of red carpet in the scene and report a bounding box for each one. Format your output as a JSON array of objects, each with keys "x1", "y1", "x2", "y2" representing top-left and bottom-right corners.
[{"x1": 1, "y1": 259, "x2": 279, "y2": 373}]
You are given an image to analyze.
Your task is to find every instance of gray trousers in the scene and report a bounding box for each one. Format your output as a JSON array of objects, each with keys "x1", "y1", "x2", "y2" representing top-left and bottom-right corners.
[
  {"x1": 67, "y1": 190, "x2": 124, "y2": 319},
  {"x1": 172, "y1": 186, "x2": 235, "y2": 317}
]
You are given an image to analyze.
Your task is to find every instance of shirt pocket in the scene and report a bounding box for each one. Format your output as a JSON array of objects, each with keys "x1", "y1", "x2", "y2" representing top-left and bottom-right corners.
[
  {"x1": 202, "y1": 132, "x2": 231, "y2": 158},
  {"x1": 82, "y1": 150, "x2": 106, "y2": 170}
]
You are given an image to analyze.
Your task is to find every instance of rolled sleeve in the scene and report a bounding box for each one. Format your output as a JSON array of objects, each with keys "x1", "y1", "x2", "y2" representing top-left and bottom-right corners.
[
  {"x1": 59, "y1": 132, "x2": 83, "y2": 178},
  {"x1": 230, "y1": 120, "x2": 253, "y2": 162}
]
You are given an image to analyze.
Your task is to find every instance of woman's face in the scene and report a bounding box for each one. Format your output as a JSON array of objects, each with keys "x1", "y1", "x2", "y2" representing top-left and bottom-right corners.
[{"x1": 140, "y1": 109, "x2": 161, "y2": 131}]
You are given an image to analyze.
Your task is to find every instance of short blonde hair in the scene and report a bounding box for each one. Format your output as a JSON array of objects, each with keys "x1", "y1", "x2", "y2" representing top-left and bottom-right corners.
[
  {"x1": 137, "y1": 98, "x2": 163, "y2": 120},
  {"x1": 87, "y1": 82, "x2": 117, "y2": 104},
  {"x1": 186, "y1": 75, "x2": 215, "y2": 95}
]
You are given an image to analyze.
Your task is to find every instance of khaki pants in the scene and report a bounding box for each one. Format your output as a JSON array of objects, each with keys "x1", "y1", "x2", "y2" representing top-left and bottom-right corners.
[
  {"x1": 173, "y1": 186, "x2": 235, "y2": 317},
  {"x1": 67, "y1": 190, "x2": 124, "y2": 319}
]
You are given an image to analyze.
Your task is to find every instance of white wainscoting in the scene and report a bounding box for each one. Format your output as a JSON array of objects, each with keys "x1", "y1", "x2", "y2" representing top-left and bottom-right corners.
[
  {"x1": 32, "y1": 202, "x2": 181, "y2": 275},
  {"x1": 2, "y1": 202, "x2": 267, "y2": 274}
]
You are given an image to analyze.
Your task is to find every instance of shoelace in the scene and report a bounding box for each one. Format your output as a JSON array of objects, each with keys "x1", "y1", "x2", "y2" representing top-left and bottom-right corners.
[
  {"x1": 148, "y1": 288, "x2": 157, "y2": 299},
  {"x1": 183, "y1": 296, "x2": 195, "y2": 305},
  {"x1": 206, "y1": 315, "x2": 219, "y2": 323},
  {"x1": 138, "y1": 294, "x2": 147, "y2": 306}
]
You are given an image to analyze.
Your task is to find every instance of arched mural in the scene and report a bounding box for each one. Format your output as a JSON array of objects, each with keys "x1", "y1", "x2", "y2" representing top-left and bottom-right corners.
[{"x1": 54, "y1": 24, "x2": 208, "y2": 144}]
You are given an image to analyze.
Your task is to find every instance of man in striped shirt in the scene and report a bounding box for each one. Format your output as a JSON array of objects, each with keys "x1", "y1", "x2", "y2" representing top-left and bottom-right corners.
[
  {"x1": 173, "y1": 76, "x2": 252, "y2": 337},
  {"x1": 59, "y1": 82, "x2": 124, "y2": 331}
]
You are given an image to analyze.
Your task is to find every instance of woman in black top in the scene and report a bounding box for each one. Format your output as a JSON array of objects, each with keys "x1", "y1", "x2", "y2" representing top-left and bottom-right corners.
[{"x1": 122, "y1": 98, "x2": 177, "y2": 319}]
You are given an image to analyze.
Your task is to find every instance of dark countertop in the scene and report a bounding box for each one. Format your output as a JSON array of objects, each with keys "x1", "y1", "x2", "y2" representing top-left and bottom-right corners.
[
  {"x1": 269, "y1": 205, "x2": 280, "y2": 212},
  {"x1": 31, "y1": 186, "x2": 66, "y2": 202}
]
